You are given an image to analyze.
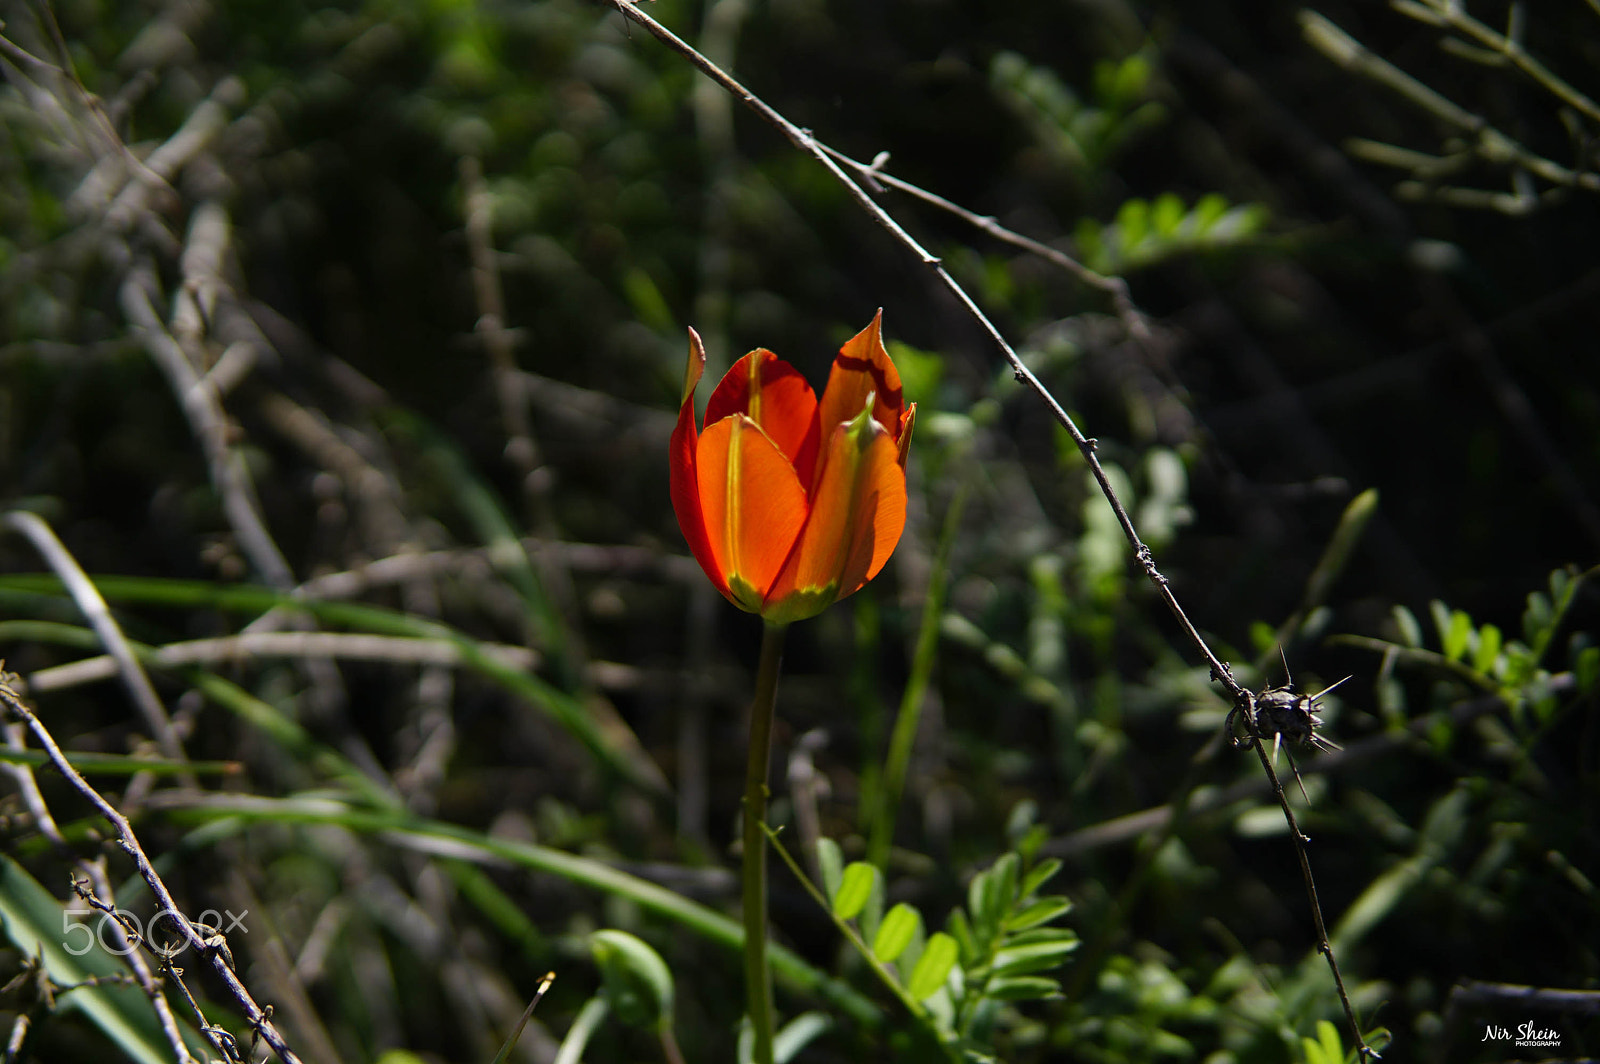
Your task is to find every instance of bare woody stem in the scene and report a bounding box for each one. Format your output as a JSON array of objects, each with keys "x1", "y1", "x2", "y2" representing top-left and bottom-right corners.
[
  {"x1": 0, "y1": 673, "x2": 305, "y2": 1064},
  {"x1": 743, "y1": 621, "x2": 787, "y2": 1064},
  {"x1": 1241, "y1": 713, "x2": 1373, "y2": 1063}
]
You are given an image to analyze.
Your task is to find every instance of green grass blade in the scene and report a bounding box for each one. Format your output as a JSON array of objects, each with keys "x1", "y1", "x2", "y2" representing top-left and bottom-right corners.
[
  {"x1": 0, "y1": 574, "x2": 665, "y2": 793},
  {"x1": 158, "y1": 793, "x2": 881, "y2": 1027},
  {"x1": 0, "y1": 856, "x2": 201, "y2": 1064},
  {"x1": 0, "y1": 747, "x2": 239, "y2": 777}
]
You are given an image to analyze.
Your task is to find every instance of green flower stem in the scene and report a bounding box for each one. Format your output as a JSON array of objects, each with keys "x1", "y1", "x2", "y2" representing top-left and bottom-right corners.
[{"x1": 743, "y1": 620, "x2": 787, "y2": 1064}]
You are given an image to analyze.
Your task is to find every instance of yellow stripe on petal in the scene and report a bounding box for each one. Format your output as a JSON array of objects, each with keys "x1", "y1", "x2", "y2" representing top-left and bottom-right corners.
[
  {"x1": 696, "y1": 414, "x2": 808, "y2": 613},
  {"x1": 705, "y1": 350, "x2": 821, "y2": 483},
  {"x1": 762, "y1": 399, "x2": 908, "y2": 623}
]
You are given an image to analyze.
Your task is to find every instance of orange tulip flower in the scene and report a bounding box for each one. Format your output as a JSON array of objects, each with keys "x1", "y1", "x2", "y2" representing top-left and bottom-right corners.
[{"x1": 670, "y1": 311, "x2": 916, "y2": 625}]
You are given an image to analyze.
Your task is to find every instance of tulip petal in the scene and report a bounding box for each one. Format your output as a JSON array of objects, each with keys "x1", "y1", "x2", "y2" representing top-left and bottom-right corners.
[
  {"x1": 897, "y1": 403, "x2": 917, "y2": 469},
  {"x1": 706, "y1": 350, "x2": 821, "y2": 485},
  {"x1": 762, "y1": 399, "x2": 908, "y2": 623},
  {"x1": 697, "y1": 413, "x2": 808, "y2": 613},
  {"x1": 816, "y1": 311, "x2": 906, "y2": 467},
  {"x1": 669, "y1": 329, "x2": 729, "y2": 598}
]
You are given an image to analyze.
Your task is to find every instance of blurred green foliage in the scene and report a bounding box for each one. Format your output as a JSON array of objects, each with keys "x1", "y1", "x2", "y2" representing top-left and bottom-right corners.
[{"x1": 1, "y1": 0, "x2": 1598, "y2": 1062}]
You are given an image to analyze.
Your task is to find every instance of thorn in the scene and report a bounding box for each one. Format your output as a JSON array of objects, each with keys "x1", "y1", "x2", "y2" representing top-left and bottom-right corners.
[
  {"x1": 1311, "y1": 674, "x2": 1353, "y2": 702},
  {"x1": 1288, "y1": 749, "x2": 1311, "y2": 803}
]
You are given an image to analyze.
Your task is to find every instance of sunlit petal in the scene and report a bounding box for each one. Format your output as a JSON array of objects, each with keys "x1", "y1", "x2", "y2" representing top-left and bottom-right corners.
[
  {"x1": 697, "y1": 414, "x2": 808, "y2": 611},
  {"x1": 762, "y1": 400, "x2": 907, "y2": 622},
  {"x1": 669, "y1": 329, "x2": 728, "y2": 598},
  {"x1": 815, "y1": 310, "x2": 906, "y2": 465},
  {"x1": 706, "y1": 349, "x2": 820, "y2": 484}
]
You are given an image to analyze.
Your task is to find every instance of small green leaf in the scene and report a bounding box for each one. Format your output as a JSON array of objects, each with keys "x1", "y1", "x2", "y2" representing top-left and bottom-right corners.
[
  {"x1": 1500, "y1": 643, "x2": 1535, "y2": 686},
  {"x1": 906, "y1": 932, "x2": 959, "y2": 1001},
  {"x1": 966, "y1": 868, "x2": 993, "y2": 938},
  {"x1": 1472, "y1": 623, "x2": 1501, "y2": 675},
  {"x1": 1192, "y1": 193, "x2": 1227, "y2": 231},
  {"x1": 1015, "y1": 824, "x2": 1049, "y2": 865},
  {"x1": 1004, "y1": 927, "x2": 1078, "y2": 948},
  {"x1": 832, "y1": 862, "x2": 877, "y2": 921},
  {"x1": 991, "y1": 853, "x2": 1020, "y2": 908},
  {"x1": 1443, "y1": 609, "x2": 1472, "y2": 662},
  {"x1": 984, "y1": 975, "x2": 1062, "y2": 1001},
  {"x1": 859, "y1": 864, "x2": 887, "y2": 945},
  {"x1": 992, "y1": 939, "x2": 1078, "y2": 977},
  {"x1": 968, "y1": 853, "x2": 1019, "y2": 950},
  {"x1": 1018, "y1": 857, "x2": 1063, "y2": 898},
  {"x1": 1302, "y1": 1018, "x2": 1344, "y2": 1064},
  {"x1": 817, "y1": 838, "x2": 843, "y2": 904},
  {"x1": 1523, "y1": 591, "x2": 1553, "y2": 646},
  {"x1": 1116, "y1": 198, "x2": 1150, "y2": 249},
  {"x1": 894, "y1": 911, "x2": 928, "y2": 985},
  {"x1": 947, "y1": 908, "x2": 977, "y2": 965},
  {"x1": 1202, "y1": 203, "x2": 1266, "y2": 241},
  {"x1": 1110, "y1": 54, "x2": 1150, "y2": 102},
  {"x1": 1429, "y1": 599, "x2": 1452, "y2": 647},
  {"x1": 1006, "y1": 896, "x2": 1072, "y2": 932},
  {"x1": 1576, "y1": 645, "x2": 1599, "y2": 693},
  {"x1": 1152, "y1": 192, "x2": 1184, "y2": 236},
  {"x1": 590, "y1": 929, "x2": 674, "y2": 1030},
  {"x1": 1392, "y1": 605, "x2": 1423, "y2": 648},
  {"x1": 872, "y1": 903, "x2": 922, "y2": 964}
]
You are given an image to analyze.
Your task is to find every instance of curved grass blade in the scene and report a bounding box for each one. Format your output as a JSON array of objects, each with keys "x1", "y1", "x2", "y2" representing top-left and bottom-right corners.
[{"x1": 0, "y1": 856, "x2": 204, "y2": 1064}]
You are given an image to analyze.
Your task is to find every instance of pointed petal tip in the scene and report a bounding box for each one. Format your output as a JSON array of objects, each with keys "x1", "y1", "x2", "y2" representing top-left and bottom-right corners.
[
  {"x1": 681, "y1": 328, "x2": 707, "y2": 408},
  {"x1": 897, "y1": 402, "x2": 917, "y2": 466}
]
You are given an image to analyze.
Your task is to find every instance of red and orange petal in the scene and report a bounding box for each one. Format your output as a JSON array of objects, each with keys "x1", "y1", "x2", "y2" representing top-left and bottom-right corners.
[
  {"x1": 669, "y1": 330, "x2": 727, "y2": 598},
  {"x1": 706, "y1": 350, "x2": 821, "y2": 485},
  {"x1": 695, "y1": 414, "x2": 808, "y2": 613},
  {"x1": 816, "y1": 309, "x2": 907, "y2": 455},
  {"x1": 896, "y1": 404, "x2": 917, "y2": 469},
  {"x1": 762, "y1": 404, "x2": 908, "y2": 623}
]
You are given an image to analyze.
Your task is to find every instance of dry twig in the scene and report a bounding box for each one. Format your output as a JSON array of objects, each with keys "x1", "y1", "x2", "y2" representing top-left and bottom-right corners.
[{"x1": 0, "y1": 672, "x2": 306, "y2": 1064}]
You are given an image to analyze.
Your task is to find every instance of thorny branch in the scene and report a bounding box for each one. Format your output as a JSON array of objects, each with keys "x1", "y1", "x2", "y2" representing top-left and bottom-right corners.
[
  {"x1": 2, "y1": 727, "x2": 197, "y2": 1064},
  {"x1": 603, "y1": 1, "x2": 1375, "y2": 1057},
  {"x1": 1235, "y1": 695, "x2": 1371, "y2": 1060},
  {"x1": 818, "y1": 144, "x2": 1151, "y2": 343},
  {"x1": 0, "y1": 672, "x2": 306, "y2": 1064}
]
